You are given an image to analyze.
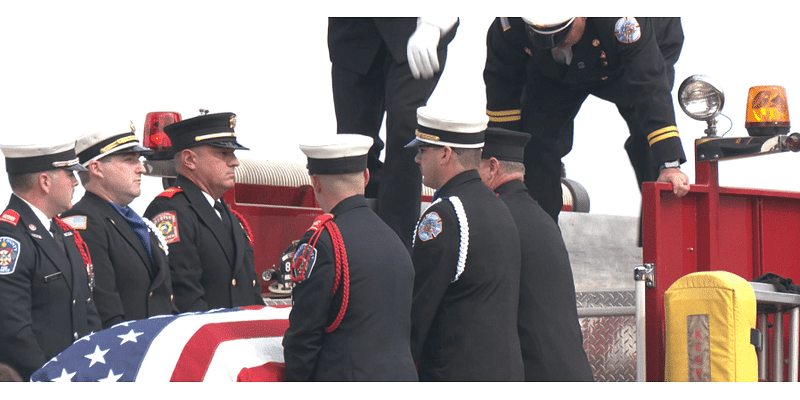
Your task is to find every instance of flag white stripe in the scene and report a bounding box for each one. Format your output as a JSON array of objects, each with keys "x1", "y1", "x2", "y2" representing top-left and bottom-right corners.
[
  {"x1": 135, "y1": 307, "x2": 291, "y2": 381},
  {"x1": 204, "y1": 336, "x2": 285, "y2": 382}
]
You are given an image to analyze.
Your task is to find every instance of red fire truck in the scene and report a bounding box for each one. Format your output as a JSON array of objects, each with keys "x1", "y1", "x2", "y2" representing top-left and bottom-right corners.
[{"x1": 136, "y1": 75, "x2": 800, "y2": 382}]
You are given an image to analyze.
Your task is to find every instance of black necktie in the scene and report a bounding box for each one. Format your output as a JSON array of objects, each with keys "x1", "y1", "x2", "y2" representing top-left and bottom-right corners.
[
  {"x1": 214, "y1": 200, "x2": 235, "y2": 265},
  {"x1": 215, "y1": 201, "x2": 231, "y2": 232},
  {"x1": 50, "y1": 220, "x2": 65, "y2": 253}
]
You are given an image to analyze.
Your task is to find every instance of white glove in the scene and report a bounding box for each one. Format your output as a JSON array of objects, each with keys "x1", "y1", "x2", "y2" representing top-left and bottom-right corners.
[{"x1": 406, "y1": 17, "x2": 458, "y2": 80}]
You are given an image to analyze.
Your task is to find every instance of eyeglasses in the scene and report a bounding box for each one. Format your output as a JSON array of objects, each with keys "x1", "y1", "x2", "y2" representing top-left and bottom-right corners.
[{"x1": 417, "y1": 145, "x2": 462, "y2": 155}]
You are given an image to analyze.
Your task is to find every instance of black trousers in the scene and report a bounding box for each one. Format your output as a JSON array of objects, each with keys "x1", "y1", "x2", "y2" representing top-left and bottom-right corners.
[
  {"x1": 331, "y1": 44, "x2": 446, "y2": 251},
  {"x1": 521, "y1": 87, "x2": 660, "y2": 225}
]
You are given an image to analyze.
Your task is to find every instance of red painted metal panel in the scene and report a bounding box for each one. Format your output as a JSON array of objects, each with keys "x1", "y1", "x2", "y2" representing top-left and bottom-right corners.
[
  {"x1": 644, "y1": 158, "x2": 800, "y2": 381},
  {"x1": 223, "y1": 183, "x2": 321, "y2": 297},
  {"x1": 232, "y1": 183, "x2": 317, "y2": 209}
]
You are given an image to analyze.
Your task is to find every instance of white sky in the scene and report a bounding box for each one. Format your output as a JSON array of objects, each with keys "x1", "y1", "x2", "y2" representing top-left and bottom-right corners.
[{"x1": 1, "y1": 4, "x2": 799, "y2": 217}]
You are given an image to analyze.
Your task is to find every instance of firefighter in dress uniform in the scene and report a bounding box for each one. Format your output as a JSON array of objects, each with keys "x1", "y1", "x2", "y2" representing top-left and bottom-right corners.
[
  {"x1": 282, "y1": 134, "x2": 417, "y2": 381},
  {"x1": 484, "y1": 17, "x2": 690, "y2": 223},
  {"x1": 143, "y1": 112, "x2": 262, "y2": 312},
  {"x1": 406, "y1": 106, "x2": 524, "y2": 381},
  {"x1": 0, "y1": 140, "x2": 101, "y2": 380},
  {"x1": 328, "y1": 17, "x2": 458, "y2": 251},
  {"x1": 478, "y1": 127, "x2": 594, "y2": 381},
  {"x1": 62, "y1": 125, "x2": 178, "y2": 329}
]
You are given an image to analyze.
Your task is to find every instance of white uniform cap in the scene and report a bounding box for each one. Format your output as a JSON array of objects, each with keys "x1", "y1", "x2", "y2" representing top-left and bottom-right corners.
[
  {"x1": 75, "y1": 121, "x2": 153, "y2": 166},
  {"x1": 1, "y1": 140, "x2": 87, "y2": 174},
  {"x1": 405, "y1": 105, "x2": 487, "y2": 148},
  {"x1": 299, "y1": 134, "x2": 374, "y2": 175}
]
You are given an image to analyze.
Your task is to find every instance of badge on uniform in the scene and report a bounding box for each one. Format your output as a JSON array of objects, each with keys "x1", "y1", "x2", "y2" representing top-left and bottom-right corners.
[
  {"x1": 614, "y1": 17, "x2": 641, "y2": 44},
  {"x1": 152, "y1": 211, "x2": 180, "y2": 244},
  {"x1": 417, "y1": 211, "x2": 443, "y2": 242},
  {"x1": 291, "y1": 243, "x2": 317, "y2": 283},
  {"x1": 61, "y1": 215, "x2": 87, "y2": 230},
  {"x1": 0, "y1": 236, "x2": 21, "y2": 275}
]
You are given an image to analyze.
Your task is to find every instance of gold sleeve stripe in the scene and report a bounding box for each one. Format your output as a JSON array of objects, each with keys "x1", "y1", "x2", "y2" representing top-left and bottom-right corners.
[
  {"x1": 647, "y1": 126, "x2": 679, "y2": 146},
  {"x1": 486, "y1": 109, "x2": 521, "y2": 117},
  {"x1": 489, "y1": 115, "x2": 522, "y2": 122}
]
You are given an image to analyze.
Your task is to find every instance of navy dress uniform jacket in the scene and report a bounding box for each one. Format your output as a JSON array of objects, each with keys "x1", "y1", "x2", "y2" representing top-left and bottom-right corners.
[
  {"x1": 143, "y1": 175, "x2": 262, "y2": 312},
  {"x1": 283, "y1": 195, "x2": 417, "y2": 381},
  {"x1": 496, "y1": 180, "x2": 594, "y2": 381},
  {"x1": 410, "y1": 170, "x2": 524, "y2": 381},
  {"x1": 0, "y1": 195, "x2": 101, "y2": 379},
  {"x1": 484, "y1": 17, "x2": 686, "y2": 220},
  {"x1": 62, "y1": 191, "x2": 177, "y2": 329}
]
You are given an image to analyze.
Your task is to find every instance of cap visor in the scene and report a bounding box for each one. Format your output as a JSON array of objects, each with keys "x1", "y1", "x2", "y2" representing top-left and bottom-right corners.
[
  {"x1": 207, "y1": 141, "x2": 249, "y2": 151},
  {"x1": 115, "y1": 144, "x2": 154, "y2": 155},
  {"x1": 65, "y1": 163, "x2": 89, "y2": 172},
  {"x1": 404, "y1": 137, "x2": 426, "y2": 148}
]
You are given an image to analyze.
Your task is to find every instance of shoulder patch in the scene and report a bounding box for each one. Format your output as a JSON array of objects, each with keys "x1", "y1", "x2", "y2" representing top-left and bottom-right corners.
[
  {"x1": 500, "y1": 17, "x2": 511, "y2": 31},
  {"x1": 417, "y1": 211, "x2": 443, "y2": 242},
  {"x1": 61, "y1": 215, "x2": 87, "y2": 230},
  {"x1": 156, "y1": 187, "x2": 184, "y2": 199},
  {"x1": 0, "y1": 236, "x2": 21, "y2": 275},
  {"x1": 614, "y1": 17, "x2": 641, "y2": 44},
  {"x1": 0, "y1": 210, "x2": 19, "y2": 226},
  {"x1": 151, "y1": 211, "x2": 180, "y2": 244},
  {"x1": 291, "y1": 243, "x2": 317, "y2": 283}
]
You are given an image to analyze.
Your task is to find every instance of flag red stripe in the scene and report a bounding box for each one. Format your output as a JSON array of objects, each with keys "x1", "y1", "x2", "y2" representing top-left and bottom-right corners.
[{"x1": 169, "y1": 319, "x2": 290, "y2": 381}]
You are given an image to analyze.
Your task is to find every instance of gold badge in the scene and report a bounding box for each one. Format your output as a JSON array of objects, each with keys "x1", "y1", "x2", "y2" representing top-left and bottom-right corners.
[
  {"x1": 129, "y1": 121, "x2": 136, "y2": 133},
  {"x1": 229, "y1": 114, "x2": 236, "y2": 129},
  {"x1": 592, "y1": 39, "x2": 600, "y2": 47}
]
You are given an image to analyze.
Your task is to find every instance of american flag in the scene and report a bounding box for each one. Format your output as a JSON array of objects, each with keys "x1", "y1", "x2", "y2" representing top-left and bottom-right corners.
[{"x1": 30, "y1": 305, "x2": 290, "y2": 382}]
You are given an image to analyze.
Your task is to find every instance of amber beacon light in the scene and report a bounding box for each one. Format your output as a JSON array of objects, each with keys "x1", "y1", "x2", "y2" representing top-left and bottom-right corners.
[{"x1": 745, "y1": 85, "x2": 790, "y2": 137}]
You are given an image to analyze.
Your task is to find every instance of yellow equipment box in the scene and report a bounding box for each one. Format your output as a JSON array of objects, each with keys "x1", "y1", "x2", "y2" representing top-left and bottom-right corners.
[{"x1": 664, "y1": 271, "x2": 758, "y2": 382}]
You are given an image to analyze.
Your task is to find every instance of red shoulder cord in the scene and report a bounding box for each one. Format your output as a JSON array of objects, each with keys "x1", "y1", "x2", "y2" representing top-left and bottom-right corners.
[
  {"x1": 229, "y1": 208, "x2": 255, "y2": 246},
  {"x1": 54, "y1": 216, "x2": 94, "y2": 291},
  {"x1": 292, "y1": 213, "x2": 349, "y2": 333}
]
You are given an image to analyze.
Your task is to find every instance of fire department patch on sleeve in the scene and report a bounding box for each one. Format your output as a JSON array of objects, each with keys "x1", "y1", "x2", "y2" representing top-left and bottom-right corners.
[
  {"x1": 614, "y1": 17, "x2": 641, "y2": 44},
  {"x1": 417, "y1": 211, "x2": 443, "y2": 242},
  {"x1": 152, "y1": 211, "x2": 179, "y2": 244},
  {"x1": 291, "y1": 243, "x2": 317, "y2": 282},
  {"x1": 61, "y1": 215, "x2": 87, "y2": 230},
  {"x1": 0, "y1": 236, "x2": 21, "y2": 275}
]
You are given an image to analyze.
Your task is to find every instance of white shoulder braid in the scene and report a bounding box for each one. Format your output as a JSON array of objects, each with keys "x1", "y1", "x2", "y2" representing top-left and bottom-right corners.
[
  {"x1": 143, "y1": 217, "x2": 169, "y2": 256},
  {"x1": 411, "y1": 196, "x2": 469, "y2": 283}
]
